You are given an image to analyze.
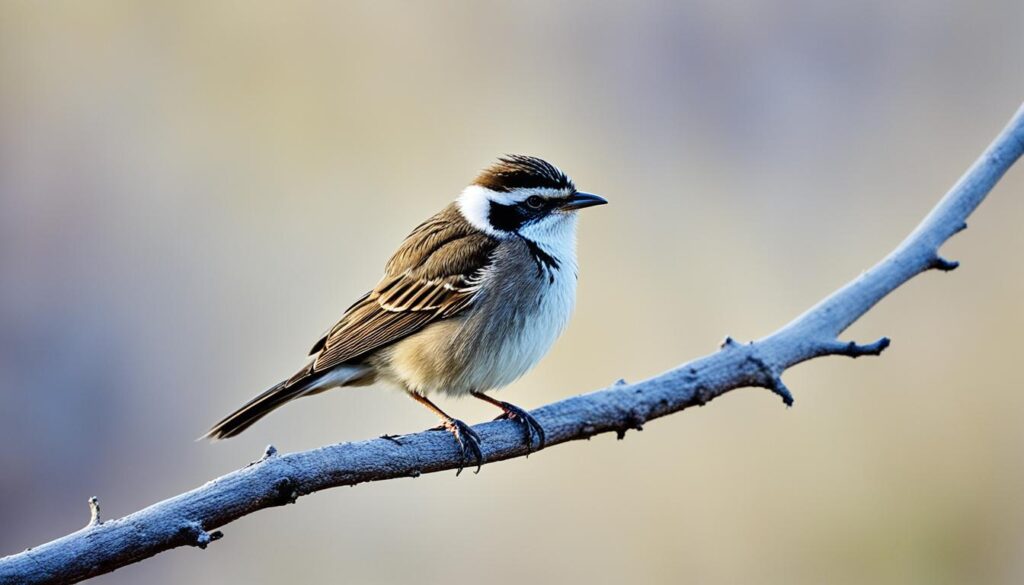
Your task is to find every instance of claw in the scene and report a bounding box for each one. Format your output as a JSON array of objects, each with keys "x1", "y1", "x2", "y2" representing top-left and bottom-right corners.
[
  {"x1": 435, "y1": 418, "x2": 484, "y2": 475},
  {"x1": 494, "y1": 402, "x2": 546, "y2": 453}
]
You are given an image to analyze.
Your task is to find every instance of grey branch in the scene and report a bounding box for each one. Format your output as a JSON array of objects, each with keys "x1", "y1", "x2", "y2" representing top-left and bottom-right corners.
[{"x1": 2, "y1": 103, "x2": 1023, "y2": 585}]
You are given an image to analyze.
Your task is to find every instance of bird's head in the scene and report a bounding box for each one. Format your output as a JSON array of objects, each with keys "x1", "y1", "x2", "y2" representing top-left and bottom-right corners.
[{"x1": 457, "y1": 155, "x2": 606, "y2": 241}]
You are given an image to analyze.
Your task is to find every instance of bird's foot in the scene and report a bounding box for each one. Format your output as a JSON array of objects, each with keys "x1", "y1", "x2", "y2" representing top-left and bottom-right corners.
[
  {"x1": 431, "y1": 418, "x2": 483, "y2": 475},
  {"x1": 493, "y1": 402, "x2": 546, "y2": 453}
]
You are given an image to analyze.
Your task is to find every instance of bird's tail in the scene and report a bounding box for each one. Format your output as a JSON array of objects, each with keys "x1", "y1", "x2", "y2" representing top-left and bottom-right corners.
[
  {"x1": 201, "y1": 379, "x2": 308, "y2": 441},
  {"x1": 200, "y1": 364, "x2": 369, "y2": 440}
]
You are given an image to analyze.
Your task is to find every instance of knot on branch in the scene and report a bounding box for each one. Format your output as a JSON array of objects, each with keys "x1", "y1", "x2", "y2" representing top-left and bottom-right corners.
[
  {"x1": 273, "y1": 477, "x2": 299, "y2": 506},
  {"x1": 681, "y1": 367, "x2": 700, "y2": 386},
  {"x1": 181, "y1": 522, "x2": 223, "y2": 550},
  {"x1": 87, "y1": 497, "x2": 101, "y2": 527},
  {"x1": 692, "y1": 384, "x2": 708, "y2": 407},
  {"x1": 720, "y1": 336, "x2": 743, "y2": 350},
  {"x1": 616, "y1": 410, "x2": 646, "y2": 440}
]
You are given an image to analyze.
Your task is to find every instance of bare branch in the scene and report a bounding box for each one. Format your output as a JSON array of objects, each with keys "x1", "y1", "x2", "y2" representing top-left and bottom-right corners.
[{"x1": 1, "y1": 102, "x2": 1022, "y2": 585}]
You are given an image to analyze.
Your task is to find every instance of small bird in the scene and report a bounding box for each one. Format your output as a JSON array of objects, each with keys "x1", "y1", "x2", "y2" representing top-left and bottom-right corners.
[{"x1": 203, "y1": 155, "x2": 606, "y2": 470}]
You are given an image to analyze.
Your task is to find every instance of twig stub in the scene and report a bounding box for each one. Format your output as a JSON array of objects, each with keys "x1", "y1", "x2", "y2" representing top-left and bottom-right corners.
[{"x1": 87, "y1": 497, "x2": 101, "y2": 527}]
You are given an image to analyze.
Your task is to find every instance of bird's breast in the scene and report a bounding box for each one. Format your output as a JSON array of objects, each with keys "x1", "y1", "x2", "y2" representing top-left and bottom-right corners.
[
  {"x1": 454, "y1": 257, "x2": 577, "y2": 393},
  {"x1": 385, "y1": 239, "x2": 578, "y2": 396}
]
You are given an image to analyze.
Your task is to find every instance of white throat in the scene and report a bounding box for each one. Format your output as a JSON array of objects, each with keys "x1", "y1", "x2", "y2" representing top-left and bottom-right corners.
[{"x1": 520, "y1": 210, "x2": 577, "y2": 251}]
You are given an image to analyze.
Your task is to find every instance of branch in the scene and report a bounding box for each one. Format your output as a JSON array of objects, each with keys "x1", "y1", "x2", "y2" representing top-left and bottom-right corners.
[{"x1": 2, "y1": 102, "x2": 1023, "y2": 585}]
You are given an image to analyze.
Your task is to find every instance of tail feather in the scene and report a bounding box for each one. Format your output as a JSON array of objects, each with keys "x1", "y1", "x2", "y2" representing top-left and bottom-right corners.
[
  {"x1": 202, "y1": 379, "x2": 311, "y2": 440},
  {"x1": 201, "y1": 364, "x2": 373, "y2": 441}
]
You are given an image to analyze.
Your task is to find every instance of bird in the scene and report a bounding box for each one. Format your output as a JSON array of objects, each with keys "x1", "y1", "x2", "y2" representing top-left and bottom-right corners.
[{"x1": 203, "y1": 155, "x2": 606, "y2": 472}]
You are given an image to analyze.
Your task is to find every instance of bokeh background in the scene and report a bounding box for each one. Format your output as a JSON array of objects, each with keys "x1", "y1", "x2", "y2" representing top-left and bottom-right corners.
[{"x1": 2, "y1": 2, "x2": 1023, "y2": 584}]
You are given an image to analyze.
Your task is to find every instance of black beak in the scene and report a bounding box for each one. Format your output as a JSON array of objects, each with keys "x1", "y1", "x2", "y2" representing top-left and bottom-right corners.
[{"x1": 561, "y1": 192, "x2": 608, "y2": 211}]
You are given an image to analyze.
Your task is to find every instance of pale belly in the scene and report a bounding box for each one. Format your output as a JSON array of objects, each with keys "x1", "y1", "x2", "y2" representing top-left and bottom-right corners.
[{"x1": 380, "y1": 264, "x2": 577, "y2": 396}]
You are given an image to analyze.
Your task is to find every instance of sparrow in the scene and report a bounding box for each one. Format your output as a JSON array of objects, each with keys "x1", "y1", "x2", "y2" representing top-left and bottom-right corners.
[{"x1": 203, "y1": 155, "x2": 606, "y2": 471}]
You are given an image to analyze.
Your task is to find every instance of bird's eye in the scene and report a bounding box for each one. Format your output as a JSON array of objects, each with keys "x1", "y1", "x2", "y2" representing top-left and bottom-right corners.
[{"x1": 525, "y1": 195, "x2": 544, "y2": 209}]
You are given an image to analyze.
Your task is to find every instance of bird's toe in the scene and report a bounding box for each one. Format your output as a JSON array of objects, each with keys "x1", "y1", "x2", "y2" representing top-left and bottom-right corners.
[
  {"x1": 442, "y1": 418, "x2": 484, "y2": 475},
  {"x1": 494, "y1": 402, "x2": 546, "y2": 452}
]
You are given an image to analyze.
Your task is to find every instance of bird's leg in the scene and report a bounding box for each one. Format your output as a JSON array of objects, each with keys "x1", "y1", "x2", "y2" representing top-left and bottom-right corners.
[
  {"x1": 408, "y1": 391, "x2": 483, "y2": 475},
  {"x1": 471, "y1": 391, "x2": 546, "y2": 453}
]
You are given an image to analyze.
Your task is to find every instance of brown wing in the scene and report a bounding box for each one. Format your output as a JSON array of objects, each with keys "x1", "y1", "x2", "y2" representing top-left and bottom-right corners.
[{"x1": 309, "y1": 204, "x2": 498, "y2": 373}]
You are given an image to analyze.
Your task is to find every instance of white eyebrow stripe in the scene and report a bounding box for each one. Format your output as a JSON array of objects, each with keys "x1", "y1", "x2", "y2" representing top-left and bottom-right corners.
[{"x1": 506, "y1": 187, "x2": 571, "y2": 199}]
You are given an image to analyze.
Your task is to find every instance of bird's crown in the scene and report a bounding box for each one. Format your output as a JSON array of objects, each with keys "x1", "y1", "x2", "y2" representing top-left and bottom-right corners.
[{"x1": 472, "y1": 155, "x2": 575, "y2": 193}]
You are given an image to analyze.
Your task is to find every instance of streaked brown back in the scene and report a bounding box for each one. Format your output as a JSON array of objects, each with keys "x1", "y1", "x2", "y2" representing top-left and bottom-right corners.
[{"x1": 308, "y1": 204, "x2": 498, "y2": 374}]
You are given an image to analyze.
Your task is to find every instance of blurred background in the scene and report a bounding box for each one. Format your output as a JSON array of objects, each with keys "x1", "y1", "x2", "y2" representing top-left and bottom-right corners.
[{"x1": 1, "y1": 2, "x2": 1022, "y2": 584}]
